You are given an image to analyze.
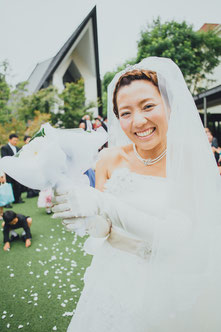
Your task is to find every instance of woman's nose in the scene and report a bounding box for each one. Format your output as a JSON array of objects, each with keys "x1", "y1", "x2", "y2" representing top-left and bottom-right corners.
[{"x1": 133, "y1": 111, "x2": 147, "y2": 127}]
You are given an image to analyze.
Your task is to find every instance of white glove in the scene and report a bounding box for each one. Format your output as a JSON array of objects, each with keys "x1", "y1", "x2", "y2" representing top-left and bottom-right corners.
[
  {"x1": 52, "y1": 185, "x2": 192, "y2": 249},
  {"x1": 61, "y1": 215, "x2": 111, "y2": 238},
  {"x1": 52, "y1": 185, "x2": 156, "y2": 243},
  {"x1": 52, "y1": 186, "x2": 111, "y2": 237},
  {"x1": 52, "y1": 185, "x2": 101, "y2": 218}
]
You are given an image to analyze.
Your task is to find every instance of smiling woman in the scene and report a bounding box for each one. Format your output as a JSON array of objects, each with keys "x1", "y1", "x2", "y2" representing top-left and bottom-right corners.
[
  {"x1": 53, "y1": 57, "x2": 221, "y2": 332},
  {"x1": 114, "y1": 71, "x2": 168, "y2": 173}
]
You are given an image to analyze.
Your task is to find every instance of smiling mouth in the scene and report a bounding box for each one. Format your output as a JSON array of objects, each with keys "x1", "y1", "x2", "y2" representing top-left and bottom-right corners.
[{"x1": 135, "y1": 127, "x2": 155, "y2": 138}]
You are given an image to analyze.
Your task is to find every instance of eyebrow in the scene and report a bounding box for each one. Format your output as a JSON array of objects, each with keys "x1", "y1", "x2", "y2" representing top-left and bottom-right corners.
[{"x1": 118, "y1": 98, "x2": 155, "y2": 111}]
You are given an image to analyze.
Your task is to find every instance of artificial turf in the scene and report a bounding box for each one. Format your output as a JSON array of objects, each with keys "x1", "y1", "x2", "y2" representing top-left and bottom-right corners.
[{"x1": 0, "y1": 194, "x2": 92, "y2": 331}]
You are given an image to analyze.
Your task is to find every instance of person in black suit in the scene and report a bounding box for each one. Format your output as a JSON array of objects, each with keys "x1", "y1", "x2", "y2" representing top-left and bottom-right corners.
[
  {"x1": 1, "y1": 134, "x2": 24, "y2": 205},
  {"x1": 23, "y1": 135, "x2": 39, "y2": 198}
]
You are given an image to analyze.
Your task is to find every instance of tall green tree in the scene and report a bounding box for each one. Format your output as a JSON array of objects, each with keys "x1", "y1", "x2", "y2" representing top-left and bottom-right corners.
[
  {"x1": 16, "y1": 85, "x2": 58, "y2": 122},
  {"x1": 51, "y1": 79, "x2": 87, "y2": 128},
  {"x1": 137, "y1": 18, "x2": 221, "y2": 93}
]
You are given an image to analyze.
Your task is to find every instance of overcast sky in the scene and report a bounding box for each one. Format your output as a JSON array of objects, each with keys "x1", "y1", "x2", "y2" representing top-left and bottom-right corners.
[{"x1": 0, "y1": 0, "x2": 220, "y2": 85}]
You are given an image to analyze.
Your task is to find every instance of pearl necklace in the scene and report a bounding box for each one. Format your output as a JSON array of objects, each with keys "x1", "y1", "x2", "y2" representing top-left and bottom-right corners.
[{"x1": 133, "y1": 143, "x2": 167, "y2": 166}]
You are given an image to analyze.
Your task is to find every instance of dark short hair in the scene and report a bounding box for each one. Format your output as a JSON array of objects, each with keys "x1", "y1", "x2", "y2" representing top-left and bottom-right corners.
[
  {"x1": 113, "y1": 69, "x2": 158, "y2": 118},
  {"x1": 3, "y1": 210, "x2": 17, "y2": 224},
  {"x1": 24, "y1": 135, "x2": 31, "y2": 142},
  {"x1": 9, "y1": 134, "x2": 18, "y2": 140}
]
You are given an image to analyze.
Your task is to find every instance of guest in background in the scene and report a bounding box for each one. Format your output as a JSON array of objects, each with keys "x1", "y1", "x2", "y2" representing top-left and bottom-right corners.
[
  {"x1": 1, "y1": 134, "x2": 24, "y2": 205},
  {"x1": 2, "y1": 210, "x2": 32, "y2": 251},
  {"x1": 93, "y1": 117, "x2": 102, "y2": 130},
  {"x1": 80, "y1": 115, "x2": 93, "y2": 132},
  {"x1": 23, "y1": 135, "x2": 39, "y2": 198},
  {"x1": 205, "y1": 128, "x2": 219, "y2": 163},
  {"x1": 24, "y1": 135, "x2": 31, "y2": 144},
  {"x1": 0, "y1": 170, "x2": 6, "y2": 220},
  {"x1": 79, "y1": 121, "x2": 86, "y2": 130}
]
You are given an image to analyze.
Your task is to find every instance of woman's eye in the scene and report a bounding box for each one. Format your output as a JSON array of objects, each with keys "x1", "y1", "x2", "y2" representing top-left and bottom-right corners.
[
  {"x1": 120, "y1": 112, "x2": 130, "y2": 117},
  {"x1": 143, "y1": 104, "x2": 154, "y2": 110}
]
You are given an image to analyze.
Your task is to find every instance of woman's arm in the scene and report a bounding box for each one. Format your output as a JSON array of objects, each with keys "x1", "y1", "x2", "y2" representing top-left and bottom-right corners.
[
  {"x1": 95, "y1": 147, "x2": 122, "y2": 191},
  {"x1": 95, "y1": 152, "x2": 109, "y2": 191},
  {"x1": 53, "y1": 148, "x2": 122, "y2": 238}
]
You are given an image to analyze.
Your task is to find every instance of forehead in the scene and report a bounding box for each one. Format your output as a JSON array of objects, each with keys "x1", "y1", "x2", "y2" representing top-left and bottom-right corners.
[{"x1": 116, "y1": 80, "x2": 160, "y2": 105}]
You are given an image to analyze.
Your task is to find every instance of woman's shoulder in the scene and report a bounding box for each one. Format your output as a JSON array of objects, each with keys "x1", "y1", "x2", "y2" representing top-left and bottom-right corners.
[
  {"x1": 97, "y1": 145, "x2": 131, "y2": 167},
  {"x1": 96, "y1": 145, "x2": 132, "y2": 187}
]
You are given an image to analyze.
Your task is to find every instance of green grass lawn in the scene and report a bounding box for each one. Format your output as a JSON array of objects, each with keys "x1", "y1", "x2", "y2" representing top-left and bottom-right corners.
[{"x1": 0, "y1": 194, "x2": 92, "y2": 331}]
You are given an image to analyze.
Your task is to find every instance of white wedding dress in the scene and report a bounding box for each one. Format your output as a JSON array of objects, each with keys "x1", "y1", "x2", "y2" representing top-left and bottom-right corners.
[
  {"x1": 67, "y1": 168, "x2": 169, "y2": 332},
  {"x1": 67, "y1": 167, "x2": 221, "y2": 331}
]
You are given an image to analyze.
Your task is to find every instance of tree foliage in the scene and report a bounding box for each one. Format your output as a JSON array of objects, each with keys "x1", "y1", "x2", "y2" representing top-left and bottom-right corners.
[
  {"x1": 25, "y1": 111, "x2": 51, "y2": 137},
  {"x1": 101, "y1": 19, "x2": 221, "y2": 97},
  {"x1": 0, "y1": 61, "x2": 12, "y2": 124},
  {"x1": 0, "y1": 59, "x2": 98, "y2": 145},
  {"x1": 0, "y1": 117, "x2": 26, "y2": 147},
  {"x1": 137, "y1": 18, "x2": 221, "y2": 93},
  {"x1": 51, "y1": 79, "x2": 87, "y2": 128},
  {"x1": 16, "y1": 85, "x2": 58, "y2": 122}
]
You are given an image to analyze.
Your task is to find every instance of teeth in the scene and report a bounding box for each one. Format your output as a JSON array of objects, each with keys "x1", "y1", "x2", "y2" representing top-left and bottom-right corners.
[{"x1": 136, "y1": 128, "x2": 154, "y2": 137}]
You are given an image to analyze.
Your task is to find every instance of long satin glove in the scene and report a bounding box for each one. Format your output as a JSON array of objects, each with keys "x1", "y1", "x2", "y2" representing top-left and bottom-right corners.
[
  {"x1": 52, "y1": 185, "x2": 111, "y2": 238},
  {"x1": 52, "y1": 185, "x2": 157, "y2": 243},
  {"x1": 61, "y1": 215, "x2": 112, "y2": 238},
  {"x1": 52, "y1": 186, "x2": 191, "y2": 247}
]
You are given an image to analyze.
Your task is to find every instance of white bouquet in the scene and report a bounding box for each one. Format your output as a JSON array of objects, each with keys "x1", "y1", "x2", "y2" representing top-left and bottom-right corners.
[{"x1": 0, "y1": 123, "x2": 107, "y2": 191}]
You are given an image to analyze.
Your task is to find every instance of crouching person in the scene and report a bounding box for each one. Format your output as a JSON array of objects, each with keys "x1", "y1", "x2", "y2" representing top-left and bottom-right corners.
[{"x1": 2, "y1": 210, "x2": 32, "y2": 251}]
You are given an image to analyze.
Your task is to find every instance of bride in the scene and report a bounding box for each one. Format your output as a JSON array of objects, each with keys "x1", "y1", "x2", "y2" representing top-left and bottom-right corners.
[{"x1": 53, "y1": 57, "x2": 221, "y2": 331}]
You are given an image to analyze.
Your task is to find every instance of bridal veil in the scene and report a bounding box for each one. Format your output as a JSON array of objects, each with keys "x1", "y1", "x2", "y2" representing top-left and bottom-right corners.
[{"x1": 107, "y1": 57, "x2": 221, "y2": 329}]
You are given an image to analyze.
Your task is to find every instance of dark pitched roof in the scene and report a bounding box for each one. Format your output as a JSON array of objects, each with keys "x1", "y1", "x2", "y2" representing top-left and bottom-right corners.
[{"x1": 28, "y1": 6, "x2": 101, "y2": 104}]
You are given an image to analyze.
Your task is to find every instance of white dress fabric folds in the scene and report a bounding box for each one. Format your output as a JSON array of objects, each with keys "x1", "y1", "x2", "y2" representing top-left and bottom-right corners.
[{"x1": 67, "y1": 168, "x2": 221, "y2": 332}]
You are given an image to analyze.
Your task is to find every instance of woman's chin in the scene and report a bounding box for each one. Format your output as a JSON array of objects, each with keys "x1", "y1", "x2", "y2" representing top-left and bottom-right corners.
[{"x1": 132, "y1": 135, "x2": 157, "y2": 150}]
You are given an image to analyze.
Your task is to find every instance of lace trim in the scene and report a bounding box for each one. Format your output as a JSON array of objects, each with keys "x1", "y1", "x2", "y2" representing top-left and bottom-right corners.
[{"x1": 104, "y1": 167, "x2": 166, "y2": 196}]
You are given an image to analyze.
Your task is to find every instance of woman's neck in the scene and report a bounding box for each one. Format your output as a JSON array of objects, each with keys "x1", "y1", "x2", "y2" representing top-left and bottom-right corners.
[{"x1": 135, "y1": 143, "x2": 167, "y2": 160}]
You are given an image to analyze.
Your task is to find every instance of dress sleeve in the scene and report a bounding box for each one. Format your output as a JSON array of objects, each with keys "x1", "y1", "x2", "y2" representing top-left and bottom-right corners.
[{"x1": 99, "y1": 191, "x2": 192, "y2": 251}]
